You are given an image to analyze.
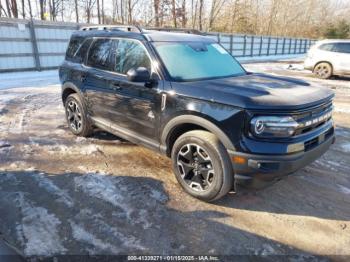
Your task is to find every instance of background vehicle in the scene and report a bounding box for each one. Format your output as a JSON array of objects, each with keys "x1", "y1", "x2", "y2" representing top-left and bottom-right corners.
[
  {"x1": 59, "y1": 26, "x2": 335, "y2": 202},
  {"x1": 304, "y1": 39, "x2": 350, "y2": 79}
]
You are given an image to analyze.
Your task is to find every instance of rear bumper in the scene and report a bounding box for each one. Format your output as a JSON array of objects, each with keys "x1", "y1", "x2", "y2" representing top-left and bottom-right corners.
[{"x1": 229, "y1": 133, "x2": 335, "y2": 189}]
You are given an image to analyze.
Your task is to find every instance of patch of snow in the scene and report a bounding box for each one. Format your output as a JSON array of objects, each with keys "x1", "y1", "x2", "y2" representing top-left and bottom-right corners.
[
  {"x1": 74, "y1": 173, "x2": 129, "y2": 214},
  {"x1": 70, "y1": 221, "x2": 116, "y2": 254},
  {"x1": 47, "y1": 144, "x2": 70, "y2": 154},
  {"x1": 0, "y1": 93, "x2": 18, "y2": 113},
  {"x1": 75, "y1": 137, "x2": 87, "y2": 143},
  {"x1": 80, "y1": 144, "x2": 100, "y2": 155},
  {"x1": 0, "y1": 70, "x2": 59, "y2": 90},
  {"x1": 334, "y1": 107, "x2": 350, "y2": 114},
  {"x1": 283, "y1": 64, "x2": 305, "y2": 71},
  {"x1": 340, "y1": 143, "x2": 350, "y2": 153},
  {"x1": 15, "y1": 194, "x2": 67, "y2": 256},
  {"x1": 239, "y1": 54, "x2": 305, "y2": 64},
  {"x1": 31, "y1": 172, "x2": 74, "y2": 207},
  {"x1": 337, "y1": 184, "x2": 350, "y2": 195},
  {"x1": 46, "y1": 144, "x2": 100, "y2": 155},
  {"x1": 7, "y1": 161, "x2": 31, "y2": 171}
]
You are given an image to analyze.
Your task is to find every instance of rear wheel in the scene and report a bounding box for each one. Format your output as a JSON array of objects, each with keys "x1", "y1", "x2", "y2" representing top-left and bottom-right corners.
[
  {"x1": 314, "y1": 62, "x2": 332, "y2": 79},
  {"x1": 64, "y1": 93, "x2": 93, "y2": 137},
  {"x1": 171, "y1": 130, "x2": 233, "y2": 202}
]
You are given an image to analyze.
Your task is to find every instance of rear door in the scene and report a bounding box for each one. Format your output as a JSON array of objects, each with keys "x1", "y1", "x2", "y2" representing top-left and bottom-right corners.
[
  {"x1": 83, "y1": 38, "x2": 121, "y2": 121},
  {"x1": 332, "y1": 43, "x2": 350, "y2": 74}
]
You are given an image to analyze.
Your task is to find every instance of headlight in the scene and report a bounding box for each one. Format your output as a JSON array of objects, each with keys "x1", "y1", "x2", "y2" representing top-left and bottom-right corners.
[{"x1": 250, "y1": 116, "x2": 299, "y2": 137}]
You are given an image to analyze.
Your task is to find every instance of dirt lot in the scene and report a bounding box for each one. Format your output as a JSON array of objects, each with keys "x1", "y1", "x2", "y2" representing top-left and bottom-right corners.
[{"x1": 0, "y1": 61, "x2": 349, "y2": 259}]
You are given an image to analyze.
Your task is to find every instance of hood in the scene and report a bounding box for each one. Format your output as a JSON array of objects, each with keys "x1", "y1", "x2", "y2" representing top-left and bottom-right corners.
[{"x1": 170, "y1": 73, "x2": 334, "y2": 111}]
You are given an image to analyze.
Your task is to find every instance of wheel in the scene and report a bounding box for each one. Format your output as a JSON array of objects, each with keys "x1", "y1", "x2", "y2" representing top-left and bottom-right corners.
[
  {"x1": 171, "y1": 130, "x2": 234, "y2": 202},
  {"x1": 64, "y1": 93, "x2": 93, "y2": 137},
  {"x1": 313, "y1": 62, "x2": 332, "y2": 79}
]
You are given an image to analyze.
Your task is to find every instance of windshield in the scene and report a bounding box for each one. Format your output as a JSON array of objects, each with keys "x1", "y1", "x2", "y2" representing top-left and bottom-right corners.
[{"x1": 153, "y1": 42, "x2": 246, "y2": 81}]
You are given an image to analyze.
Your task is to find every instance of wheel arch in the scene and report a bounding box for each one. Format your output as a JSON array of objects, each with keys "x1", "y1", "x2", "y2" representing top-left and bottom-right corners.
[
  {"x1": 161, "y1": 115, "x2": 235, "y2": 157},
  {"x1": 61, "y1": 82, "x2": 84, "y2": 104}
]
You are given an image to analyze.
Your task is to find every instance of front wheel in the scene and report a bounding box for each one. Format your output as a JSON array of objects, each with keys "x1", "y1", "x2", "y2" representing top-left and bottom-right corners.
[{"x1": 171, "y1": 130, "x2": 234, "y2": 202}]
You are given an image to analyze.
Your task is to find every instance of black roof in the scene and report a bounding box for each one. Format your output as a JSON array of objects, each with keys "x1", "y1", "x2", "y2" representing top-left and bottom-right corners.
[{"x1": 72, "y1": 28, "x2": 216, "y2": 43}]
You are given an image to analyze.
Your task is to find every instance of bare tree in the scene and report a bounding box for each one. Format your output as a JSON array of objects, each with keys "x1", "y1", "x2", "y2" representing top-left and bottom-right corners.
[
  {"x1": 85, "y1": 0, "x2": 96, "y2": 23},
  {"x1": 21, "y1": 0, "x2": 25, "y2": 18},
  {"x1": 208, "y1": 0, "x2": 226, "y2": 31},
  {"x1": 11, "y1": 0, "x2": 18, "y2": 17},
  {"x1": 97, "y1": 0, "x2": 101, "y2": 23},
  {"x1": 127, "y1": 0, "x2": 139, "y2": 24},
  {"x1": 198, "y1": 0, "x2": 203, "y2": 30},
  {"x1": 171, "y1": 0, "x2": 177, "y2": 27},
  {"x1": 181, "y1": 0, "x2": 186, "y2": 27},
  {"x1": 39, "y1": 0, "x2": 45, "y2": 20},
  {"x1": 102, "y1": 0, "x2": 105, "y2": 23},
  {"x1": 27, "y1": 0, "x2": 33, "y2": 17},
  {"x1": 120, "y1": 0, "x2": 124, "y2": 24},
  {"x1": 74, "y1": 0, "x2": 79, "y2": 22},
  {"x1": 154, "y1": 0, "x2": 160, "y2": 27}
]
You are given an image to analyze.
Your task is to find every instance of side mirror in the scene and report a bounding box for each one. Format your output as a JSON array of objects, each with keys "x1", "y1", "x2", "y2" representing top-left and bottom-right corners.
[{"x1": 127, "y1": 67, "x2": 151, "y2": 83}]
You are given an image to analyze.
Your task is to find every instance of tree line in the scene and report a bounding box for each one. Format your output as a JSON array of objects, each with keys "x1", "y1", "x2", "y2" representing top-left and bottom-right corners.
[{"x1": 0, "y1": 0, "x2": 349, "y2": 38}]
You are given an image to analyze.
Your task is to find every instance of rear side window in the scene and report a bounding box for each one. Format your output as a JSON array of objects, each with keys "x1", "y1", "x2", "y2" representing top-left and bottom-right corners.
[
  {"x1": 87, "y1": 39, "x2": 113, "y2": 70},
  {"x1": 66, "y1": 37, "x2": 84, "y2": 61},
  {"x1": 332, "y1": 43, "x2": 350, "y2": 53},
  {"x1": 113, "y1": 39, "x2": 151, "y2": 74}
]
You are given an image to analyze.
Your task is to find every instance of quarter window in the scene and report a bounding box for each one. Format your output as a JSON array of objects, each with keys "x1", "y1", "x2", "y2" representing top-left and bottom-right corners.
[
  {"x1": 66, "y1": 37, "x2": 84, "y2": 61},
  {"x1": 87, "y1": 39, "x2": 113, "y2": 70},
  {"x1": 113, "y1": 39, "x2": 151, "y2": 74},
  {"x1": 74, "y1": 38, "x2": 93, "y2": 62}
]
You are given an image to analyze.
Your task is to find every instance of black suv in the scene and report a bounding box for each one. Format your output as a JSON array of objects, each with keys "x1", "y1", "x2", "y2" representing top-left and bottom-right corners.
[{"x1": 59, "y1": 26, "x2": 335, "y2": 201}]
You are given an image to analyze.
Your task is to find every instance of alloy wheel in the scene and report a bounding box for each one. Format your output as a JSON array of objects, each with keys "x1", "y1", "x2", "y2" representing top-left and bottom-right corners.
[
  {"x1": 176, "y1": 143, "x2": 215, "y2": 192},
  {"x1": 315, "y1": 64, "x2": 330, "y2": 78},
  {"x1": 66, "y1": 100, "x2": 83, "y2": 132}
]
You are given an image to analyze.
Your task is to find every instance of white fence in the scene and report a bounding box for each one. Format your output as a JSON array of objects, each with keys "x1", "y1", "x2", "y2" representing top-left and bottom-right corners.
[
  {"x1": 0, "y1": 18, "x2": 80, "y2": 72},
  {"x1": 0, "y1": 17, "x2": 315, "y2": 73}
]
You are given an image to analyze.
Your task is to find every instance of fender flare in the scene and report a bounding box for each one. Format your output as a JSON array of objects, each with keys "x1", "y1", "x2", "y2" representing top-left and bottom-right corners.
[
  {"x1": 61, "y1": 82, "x2": 84, "y2": 103},
  {"x1": 160, "y1": 115, "x2": 235, "y2": 154}
]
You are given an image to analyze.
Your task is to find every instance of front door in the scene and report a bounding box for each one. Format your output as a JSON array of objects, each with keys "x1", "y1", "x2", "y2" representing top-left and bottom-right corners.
[{"x1": 108, "y1": 38, "x2": 162, "y2": 141}]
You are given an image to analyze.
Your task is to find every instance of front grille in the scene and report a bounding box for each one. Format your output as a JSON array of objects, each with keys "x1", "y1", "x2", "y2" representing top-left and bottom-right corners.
[
  {"x1": 304, "y1": 126, "x2": 334, "y2": 151},
  {"x1": 293, "y1": 101, "x2": 333, "y2": 136}
]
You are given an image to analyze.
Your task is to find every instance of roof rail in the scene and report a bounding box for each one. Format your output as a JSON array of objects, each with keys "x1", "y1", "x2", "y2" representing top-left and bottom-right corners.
[
  {"x1": 147, "y1": 27, "x2": 205, "y2": 35},
  {"x1": 80, "y1": 25, "x2": 143, "y2": 33}
]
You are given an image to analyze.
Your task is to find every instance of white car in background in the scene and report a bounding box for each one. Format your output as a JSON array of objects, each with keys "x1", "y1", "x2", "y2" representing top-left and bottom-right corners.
[{"x1": 304, "y1": 39, "x2": 350, "y2": 79}]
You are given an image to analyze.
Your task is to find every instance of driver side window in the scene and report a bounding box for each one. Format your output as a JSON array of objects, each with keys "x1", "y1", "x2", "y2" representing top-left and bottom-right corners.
[{"x1": 113, "y1": 39, "x2": 151, "y2": 74}]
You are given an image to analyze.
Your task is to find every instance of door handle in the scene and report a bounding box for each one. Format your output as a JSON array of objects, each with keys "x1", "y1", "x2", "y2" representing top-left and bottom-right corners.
[
  {"x1": 112, "y1": 83, "x2": 121, "y2": 90},
  {"x1": 95, "y1": 74, "x2": 104, "y2": 80},
  {"x1": 80, "y1": 74, "x2": 87, "y2": 82}
]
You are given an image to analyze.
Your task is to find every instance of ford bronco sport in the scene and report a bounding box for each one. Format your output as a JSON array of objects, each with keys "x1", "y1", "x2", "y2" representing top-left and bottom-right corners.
[{"x1": 59, "y1": 26, "x2": 335, "y2": 201}]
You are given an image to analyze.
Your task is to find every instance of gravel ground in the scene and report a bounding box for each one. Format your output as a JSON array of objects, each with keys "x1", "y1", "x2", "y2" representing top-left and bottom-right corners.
[{"x1": 0, "y1": 61, "x2": 349, "y2": 259}]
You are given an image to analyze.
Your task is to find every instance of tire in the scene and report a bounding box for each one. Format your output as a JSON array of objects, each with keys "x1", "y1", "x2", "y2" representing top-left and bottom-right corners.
[
  {"x1": 171, "y1": 130, "x2": 234, "y2": 202},
  {"x1": 64, "y1": 93, "x2": 93, "y2": 137},
  {"x1": 313, "y1": 62, "x2": 332, "y2": 79}
]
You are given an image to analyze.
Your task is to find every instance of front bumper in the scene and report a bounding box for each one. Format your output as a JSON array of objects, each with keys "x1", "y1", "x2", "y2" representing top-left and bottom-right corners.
[
  {"x1": 304, "y1": 57, "x2": 315, "y2": 71},
  {"x1": 228, "y1": 132, "x2": 335, "y2": 189}
]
